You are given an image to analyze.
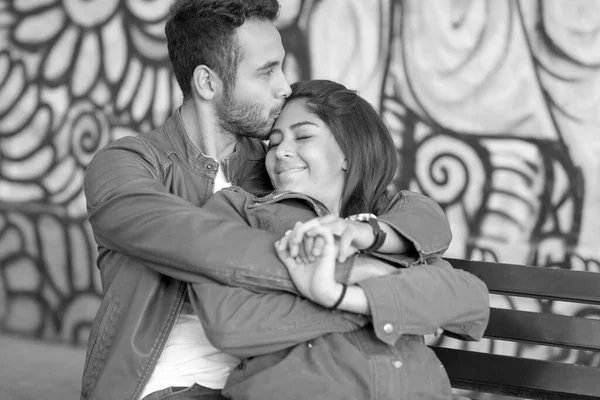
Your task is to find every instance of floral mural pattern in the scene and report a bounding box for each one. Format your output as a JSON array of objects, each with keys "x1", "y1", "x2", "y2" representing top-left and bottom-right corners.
[{"x1": 0, "y1": 0, "x2": 599, "y2": 373}]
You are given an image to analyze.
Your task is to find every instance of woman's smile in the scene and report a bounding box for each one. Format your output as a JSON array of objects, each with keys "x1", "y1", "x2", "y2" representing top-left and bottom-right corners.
[{"x1": 275, "y1": 165, "x2": 307, "y2": 175}]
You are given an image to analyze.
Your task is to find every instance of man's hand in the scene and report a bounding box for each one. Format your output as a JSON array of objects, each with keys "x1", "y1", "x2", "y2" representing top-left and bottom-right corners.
[{"x1": 285, "y1": 215, "x2": 375, "y2": 263}]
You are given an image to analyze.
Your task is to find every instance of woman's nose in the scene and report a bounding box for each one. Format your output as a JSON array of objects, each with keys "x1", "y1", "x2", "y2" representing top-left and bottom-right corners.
[{"x1": 275, "y1": 142, "x2": 294, "y2": 159}]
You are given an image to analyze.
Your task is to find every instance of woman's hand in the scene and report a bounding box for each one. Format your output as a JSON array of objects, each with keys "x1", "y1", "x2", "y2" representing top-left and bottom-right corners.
[
  {"x1": 275, "y1": 225, "x2": 344, "y2": 307},
  {"x1": 286, "y1": 215, "x2": 375, "y2": 263}
]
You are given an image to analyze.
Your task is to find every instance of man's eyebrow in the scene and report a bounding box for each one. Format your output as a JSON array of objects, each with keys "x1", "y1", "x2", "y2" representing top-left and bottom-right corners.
[{"x1": 258, "y1": 60, "x2": 280, "y2": 71}]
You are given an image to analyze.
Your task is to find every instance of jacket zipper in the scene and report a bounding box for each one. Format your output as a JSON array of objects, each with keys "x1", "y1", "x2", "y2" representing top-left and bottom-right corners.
[
  {"x1": 130, "y1": 282, "x2": 186, "y2": 400},
  {"x1": 222, "y1": 158, "x2": 231, "y2": 183},
  {"x1": 258, "y1": 191, "x2": 289, "y2": 202}
]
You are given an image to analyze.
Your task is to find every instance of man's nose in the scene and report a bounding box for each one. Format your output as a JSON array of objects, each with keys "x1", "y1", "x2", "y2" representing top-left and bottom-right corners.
[{"x1": 276, "y1": 71, "x2": 292, "y2": 99}]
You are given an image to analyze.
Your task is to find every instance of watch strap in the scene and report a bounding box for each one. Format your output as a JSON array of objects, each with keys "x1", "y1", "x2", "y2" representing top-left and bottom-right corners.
[{"x1": 361, "y1": 217, "x2": 387, "y2": 254}]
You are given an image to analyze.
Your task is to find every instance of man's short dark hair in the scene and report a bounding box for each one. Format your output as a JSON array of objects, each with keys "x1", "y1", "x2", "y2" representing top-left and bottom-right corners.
[{"x1": 165, "y1": 0, "x2": 280, "y2": 99}]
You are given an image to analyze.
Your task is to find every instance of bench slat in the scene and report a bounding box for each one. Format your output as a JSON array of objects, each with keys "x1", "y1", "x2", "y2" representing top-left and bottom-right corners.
[
  {"x1": 486, "y1": 307, "x2": 600, "y2": 351},
  {"x1": 446, "y1": 258, "x2": 600, "y2": 304},
  {"x1": 433, "y1": 347, "x2": 600, "y2": 400}
]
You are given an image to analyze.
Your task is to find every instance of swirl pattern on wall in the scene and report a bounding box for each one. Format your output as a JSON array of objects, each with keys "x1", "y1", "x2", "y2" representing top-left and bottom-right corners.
[{"x1": 0, "y1": 1, "x2": 598, "y2": 370}]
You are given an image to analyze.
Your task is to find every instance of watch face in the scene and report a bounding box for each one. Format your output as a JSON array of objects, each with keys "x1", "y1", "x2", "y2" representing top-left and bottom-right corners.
[{"x1": 347, "y1": 213, "x2": 377, "y2": 222}]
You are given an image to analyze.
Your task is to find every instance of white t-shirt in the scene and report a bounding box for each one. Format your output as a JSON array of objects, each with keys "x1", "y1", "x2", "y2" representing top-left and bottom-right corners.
[{"x1": 139, "y1": 164, "x2": 238, "y2": 398}]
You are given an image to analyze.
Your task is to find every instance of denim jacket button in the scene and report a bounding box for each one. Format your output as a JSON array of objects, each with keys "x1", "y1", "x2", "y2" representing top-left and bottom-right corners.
[
  {"x1": 392, "y1": 360, "x2": 403, "y2": 368},
  {"x1": 383, "y1": 323, "x2": 394, "y2": 334}
]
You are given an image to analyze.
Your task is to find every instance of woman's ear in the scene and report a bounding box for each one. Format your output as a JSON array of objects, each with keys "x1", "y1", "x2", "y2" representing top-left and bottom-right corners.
[
  {"x1": 192, "y1": 65, "x2": 217, "y2": 100},
  {"x1": 342, "y1": 158, "x2": 348, "y2": 171}
]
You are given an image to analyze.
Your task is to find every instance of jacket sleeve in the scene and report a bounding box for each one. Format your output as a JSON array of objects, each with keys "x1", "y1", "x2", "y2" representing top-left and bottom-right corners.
[
  {"x1": 84, "y1": 137, "x2": 350, "y2": 293},
  {"x1": 373, "y1": 191, "x2": 453, "y2": 265},
  {"x1": 188, "y1": 281, "x2": 368, "y2": 359},
  {"x1": 357, "y1": 257, "x2": 490, "y2": 345}
]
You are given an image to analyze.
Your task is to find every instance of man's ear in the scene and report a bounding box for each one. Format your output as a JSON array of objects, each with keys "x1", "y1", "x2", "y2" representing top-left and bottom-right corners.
[{"x1": 192, "y1": 65, "x2": 219, "y2": 100}]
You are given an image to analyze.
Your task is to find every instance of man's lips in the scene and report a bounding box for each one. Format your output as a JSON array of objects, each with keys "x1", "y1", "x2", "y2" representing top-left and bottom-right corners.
[{"x1": 271, "y1": 103, "x2": 284, "y2": 119}]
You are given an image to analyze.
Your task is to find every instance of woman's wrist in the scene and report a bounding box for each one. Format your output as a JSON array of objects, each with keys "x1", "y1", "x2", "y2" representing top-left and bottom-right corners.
[
  {"x1": 322, "y1": 282, "x2": 346, "y2": 308},
  {"x1": 360, "y1": 218, "x2": 387, "y2": 253},
  {"x1": 335, "y1": 285, "x2": 371, "y2": 315},
  {"x1": 346, "y1": 214, "x2": 387, "y2": 254},
  {"x1": 329, "y1": 283, "x2": 347, "y2": 309}
]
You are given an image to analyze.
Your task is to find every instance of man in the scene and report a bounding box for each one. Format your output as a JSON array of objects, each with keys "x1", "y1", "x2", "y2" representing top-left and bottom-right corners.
[
  {"x1": 82, "y1": 2, "x2": 362, "y2": 399},
  {"x1": 81, "y1": 1, "x2": 451, "y2": 399}
]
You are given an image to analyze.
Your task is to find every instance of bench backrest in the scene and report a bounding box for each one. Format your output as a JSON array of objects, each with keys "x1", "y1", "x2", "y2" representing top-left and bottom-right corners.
[{"x1": 432, "y1": 258, "x2": 600, "y2": 400}]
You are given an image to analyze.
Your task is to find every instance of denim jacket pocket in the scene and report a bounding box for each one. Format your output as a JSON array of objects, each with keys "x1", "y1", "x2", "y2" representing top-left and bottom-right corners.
[{"x1": 81, "y1": 295, "x2": 121, "y2": 399}]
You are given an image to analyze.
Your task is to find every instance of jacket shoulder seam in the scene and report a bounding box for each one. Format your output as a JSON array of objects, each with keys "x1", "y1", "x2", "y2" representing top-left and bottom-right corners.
[{"x1": 132, "y1": 136, "x2": 165, "y2": 181}]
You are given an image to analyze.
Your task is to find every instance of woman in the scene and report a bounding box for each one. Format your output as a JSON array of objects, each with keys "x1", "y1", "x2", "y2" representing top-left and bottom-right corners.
[{"x1": 190, "y1": 80, "x2": 489, "y2": 399}]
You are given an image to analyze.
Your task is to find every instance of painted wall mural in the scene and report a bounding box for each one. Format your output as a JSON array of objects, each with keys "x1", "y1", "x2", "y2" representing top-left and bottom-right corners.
[{"x1": 0, "y1": 0, "x2": 599, "y2": 370}]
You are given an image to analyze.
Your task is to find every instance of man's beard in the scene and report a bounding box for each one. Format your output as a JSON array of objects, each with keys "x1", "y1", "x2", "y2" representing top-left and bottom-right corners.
[{"x1": 216, "y1": 93, "x2": 281, "y2": 140}]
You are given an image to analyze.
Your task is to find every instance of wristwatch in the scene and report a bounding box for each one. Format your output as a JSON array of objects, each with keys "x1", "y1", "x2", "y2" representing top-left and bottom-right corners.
[{"x1": 346, "y1": 213, "x2": 387, "y2": 254}]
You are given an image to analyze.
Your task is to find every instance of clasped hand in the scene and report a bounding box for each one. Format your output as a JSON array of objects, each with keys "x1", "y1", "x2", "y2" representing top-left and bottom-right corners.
[{"x1": 274, "y1": 215, "x2": 373, "y2": 307}]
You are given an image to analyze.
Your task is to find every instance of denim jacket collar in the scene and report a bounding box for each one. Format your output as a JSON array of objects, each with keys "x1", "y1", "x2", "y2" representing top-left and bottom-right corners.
[{"x1": 249, "y1": 190, "x2": 332, "y2": 218}]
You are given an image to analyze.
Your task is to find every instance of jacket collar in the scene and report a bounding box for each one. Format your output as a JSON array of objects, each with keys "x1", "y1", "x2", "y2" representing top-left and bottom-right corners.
[
  {"x1": 248, "y1": 189, "x2": 332, "y2": 218},
  {"x1": 163, "y1": 108, "x2": 265, "y2": 167}
]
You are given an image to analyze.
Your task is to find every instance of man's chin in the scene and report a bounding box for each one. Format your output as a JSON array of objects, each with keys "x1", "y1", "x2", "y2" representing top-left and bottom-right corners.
[
  {"x1": 254, "y1": 127, "x2": 272, "y2": 141},
  {"x1": 251, "y1": 118, "x2": 277, "y2": 140},
  {"x1": 233, "y1": 122, "x2": 271, "y2": 140}
]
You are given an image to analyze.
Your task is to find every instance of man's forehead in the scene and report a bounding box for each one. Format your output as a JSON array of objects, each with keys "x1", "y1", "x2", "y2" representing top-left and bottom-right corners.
[{"x1": 236, "y1": 19, "x2": 285, "y2": 66}]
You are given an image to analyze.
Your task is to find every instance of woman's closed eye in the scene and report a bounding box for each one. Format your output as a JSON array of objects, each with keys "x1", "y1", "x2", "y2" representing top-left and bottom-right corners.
[
  {"x1": 268, "y1": 132, "x2": 283, "y2": 149},
  {"x1": 268, "y1": 136, "x2": 310, "y2": 149}
]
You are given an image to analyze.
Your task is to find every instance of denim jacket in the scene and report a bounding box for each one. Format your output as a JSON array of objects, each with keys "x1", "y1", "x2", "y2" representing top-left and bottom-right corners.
[
  {"x1": 189, "y1": 188, "x2": 490, "y2": 400},
  {"x1": 81, "y1": 109, "x2": 455, "y2": 400}
]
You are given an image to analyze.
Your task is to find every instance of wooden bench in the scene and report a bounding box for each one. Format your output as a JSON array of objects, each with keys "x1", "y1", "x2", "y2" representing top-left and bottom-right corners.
[{"x1": 431, "y1": 258, "x2": 600, "y2": 400}]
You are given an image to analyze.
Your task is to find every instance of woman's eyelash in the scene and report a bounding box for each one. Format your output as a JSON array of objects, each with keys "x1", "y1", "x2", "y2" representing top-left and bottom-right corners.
[{"x1": 267, "y1": 135, "x2": 311, "y2": 148}]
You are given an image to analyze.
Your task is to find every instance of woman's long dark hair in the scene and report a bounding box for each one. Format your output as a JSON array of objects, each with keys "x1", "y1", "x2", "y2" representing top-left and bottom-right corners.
[{"x1": 287, "y1": 80, "x2": 398, "y2": 217}]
